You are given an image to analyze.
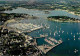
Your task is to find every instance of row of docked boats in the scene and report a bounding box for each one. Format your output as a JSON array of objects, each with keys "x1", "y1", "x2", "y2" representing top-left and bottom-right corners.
[{"x1": 44, "y1": 37, "x2": 62, "y2": 46}]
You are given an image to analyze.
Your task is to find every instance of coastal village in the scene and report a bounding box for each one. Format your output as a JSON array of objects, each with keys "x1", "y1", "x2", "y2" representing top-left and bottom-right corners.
[
  {"x1": 0, "y1": 0, "x2": 80, "y2": 56},
  {"x1": 0, "y1": 11, "x2": 63, "y2": 56}
]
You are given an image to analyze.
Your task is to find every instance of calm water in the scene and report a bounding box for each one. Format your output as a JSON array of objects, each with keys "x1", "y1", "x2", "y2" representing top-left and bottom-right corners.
[{"x1": 5, "y1": 8, "x2": 80, "y2": 56}]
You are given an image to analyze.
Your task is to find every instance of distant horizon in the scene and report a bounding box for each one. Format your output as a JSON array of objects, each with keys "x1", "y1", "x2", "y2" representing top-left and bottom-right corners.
[{"x1": 0, "y1": 0, "x2": 80, "y2": 1}]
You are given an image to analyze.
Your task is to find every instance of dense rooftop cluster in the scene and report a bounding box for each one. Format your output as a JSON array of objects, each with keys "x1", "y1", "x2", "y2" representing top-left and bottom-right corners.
[
  {"x1": 0, "y1": 27, "x2": 42, "y2": 56},
  {"x1": 0, "y1": 13, "x2": 29, "y2": 25}
]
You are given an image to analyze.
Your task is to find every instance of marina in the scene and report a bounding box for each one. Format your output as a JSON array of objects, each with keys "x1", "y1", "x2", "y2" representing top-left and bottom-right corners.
[
  {"x1": 7, "y1": 23, "x2": 43, "y2": 33},
  {"x1": 45, "y1": 38, "x2": 55, "y2": 45},
  {"x1": 49, "y1": 37, "x2": 58, "y2": 43},
  {"x1": 38, "y1": 38, "x2": 62, "y2": 54},
  {"x1": 4, "y1": 8, "x2": 80, "y2": 56}
]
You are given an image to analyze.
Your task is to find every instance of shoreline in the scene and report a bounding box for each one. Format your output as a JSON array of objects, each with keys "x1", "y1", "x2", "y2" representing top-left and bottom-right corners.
[
  {"x1": 48, "y1": 18, "x2": 80, "y2": 23},
  {"x1": 4, "y1": 19, "x2": 43, "y2": 33},
  {"x1": 17, "y1": 7, "x2": 80, "y2": 16},
  {"x1": 55, "y1": 9, "x2": 80, "y2": 17}
]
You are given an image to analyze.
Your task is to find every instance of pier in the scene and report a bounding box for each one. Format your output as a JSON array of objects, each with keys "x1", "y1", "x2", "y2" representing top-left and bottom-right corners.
[
  {"x1": 34, "y1": 34, "x2": 48, "y2": 39},
  {"x1": 40, "y1": 34, "x2": 48, "y2": 37},
  {"x1": 48, "y1": 37, "x2": 58, "y2": 43},
  {"x1": 34, "y1": 37, "x2": 46, "y2": 39},
  {"x1": 45, "y1": 38, "x2": 55, "y2": 45}
]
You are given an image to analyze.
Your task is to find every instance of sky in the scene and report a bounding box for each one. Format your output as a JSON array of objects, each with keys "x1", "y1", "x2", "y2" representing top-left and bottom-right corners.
[
  {"x1": 0, "y1": 0, "x2": 79, "y2": 1},
  {"x1": 0, "y1": 0, "x2": 80, "y2": 1}
]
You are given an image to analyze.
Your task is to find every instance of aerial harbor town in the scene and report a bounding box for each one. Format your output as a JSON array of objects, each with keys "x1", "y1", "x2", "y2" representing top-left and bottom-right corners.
[{"x1": 0, "y1": 0, "x2": 80, "y2": 56}]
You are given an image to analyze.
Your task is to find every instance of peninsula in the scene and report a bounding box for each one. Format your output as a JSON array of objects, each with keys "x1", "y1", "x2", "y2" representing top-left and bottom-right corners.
[{"x1": 47, "y1": 16, "x2": 80, "y2": 22}]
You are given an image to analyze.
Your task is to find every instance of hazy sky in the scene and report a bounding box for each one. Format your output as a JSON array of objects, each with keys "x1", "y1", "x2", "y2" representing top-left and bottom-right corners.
[
  {"x1": 0, "y1": 0, "x2": 80, "y2": 1},
  {"x1": 0, "y1": 0, "x2": 79, "y2": 1}
]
